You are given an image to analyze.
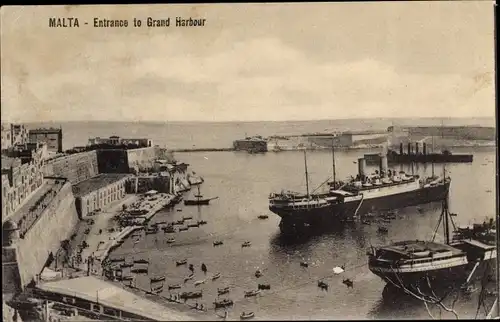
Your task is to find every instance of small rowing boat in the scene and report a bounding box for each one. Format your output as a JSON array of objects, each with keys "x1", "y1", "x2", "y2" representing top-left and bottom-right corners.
[
  {"x1": 240, "y1": 312, "x2": 255, "y2": 320},
  {"x1": 166, "y1": 238, "x2": 176, "y2": 244},
  {"x1": 217, "y1": 287, "x2": 230, "y2": 295},
  {"x1": 179, "y1": 290, "x2": 202, "y2": 299},
  {"x1": 194, "y1": 279, "x2": 206, "y2": 286},
  {"x1": 168, "y1": 284, "x2": 182, "y2": 290},
  {"x1": 214, "y1": 299, "x2": 233, "y2": 308},
  {"x1": 184, "y1": 274, "x2": 195, "y2": 283},
  {"x1": 150, "y1": 276, "x2": 166, "y2": 283},
  {"x1": 244, "y1": 290, "x2": 260, "y2": 297},
  {"x1": 241, "y1": 241, "x2": 252, "y2": 248},
  {"x1": 212, "y1": 272, "x2": 221, "y2": 280},
  {"x1": 213, "y1": 240, "x2": 224, "y2": 246},
  {"x1": 176, "y1": 259, "x2": 187, "y2": 266}
]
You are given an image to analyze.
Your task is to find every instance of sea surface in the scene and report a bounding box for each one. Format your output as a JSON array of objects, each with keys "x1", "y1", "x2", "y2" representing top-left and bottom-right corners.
[
  {"x1": 31, "y1": 119, "x2": 497, "y2": 320},
  {"x1": 26, "y1": 117, "x2": 495, "y2": 151}
]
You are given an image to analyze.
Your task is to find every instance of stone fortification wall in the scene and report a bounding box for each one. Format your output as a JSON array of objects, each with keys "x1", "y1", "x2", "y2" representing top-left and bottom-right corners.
[
  {"x1": 127, "y1": 147, "x2": 168, "y2": 172},
  {"x1": 2, "y1": 182, "x2": 79, "y2": 293},
  {"x1": 43, "y1": 151, "x2": 99, "y2": 184},
  {"x1": 96, "y1": 149, "x2": 129, "y2": 173}
]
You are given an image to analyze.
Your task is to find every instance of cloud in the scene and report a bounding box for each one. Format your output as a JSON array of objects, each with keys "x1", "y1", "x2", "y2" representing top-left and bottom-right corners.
[{"x1": 1, "y1": 6, "x2": 495, "y2": 123}]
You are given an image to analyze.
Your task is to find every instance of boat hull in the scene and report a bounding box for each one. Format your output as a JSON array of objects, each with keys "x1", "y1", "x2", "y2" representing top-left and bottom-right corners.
[
  {"x1": 369, "y1": 258, "x2": 495, "y2": 290},
  {"x1": 272, "y1": 182, "x2": 450, "y2": 234},
  {"x1": 184, "y1": 199, "x2": 211, "y2": 206}
]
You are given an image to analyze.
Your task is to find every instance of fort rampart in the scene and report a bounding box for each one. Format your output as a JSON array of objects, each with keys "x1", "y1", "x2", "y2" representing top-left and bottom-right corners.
[{"x1": 2, "y1": 181, "x2": 78, "y2": 294}]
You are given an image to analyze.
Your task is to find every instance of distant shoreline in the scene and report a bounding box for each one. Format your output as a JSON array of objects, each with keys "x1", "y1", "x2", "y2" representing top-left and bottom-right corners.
[{"x1": 14, "y1": 116, "x2": 497, "y2": 126}]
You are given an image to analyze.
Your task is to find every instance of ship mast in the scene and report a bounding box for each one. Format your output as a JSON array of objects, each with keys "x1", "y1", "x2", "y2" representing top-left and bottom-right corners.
[
  {"x1": 442, "y1": 165, "x2": 450, "y2": 245},
  {"x1": 431, "y1": 136, "x2": 435, "y2": 177},
  {"x1": 331, "y1": 138, "x2": 336, "y2": 186},
  {"x1": 304, "y1": 149, "x2": 310, "y2": 200}
]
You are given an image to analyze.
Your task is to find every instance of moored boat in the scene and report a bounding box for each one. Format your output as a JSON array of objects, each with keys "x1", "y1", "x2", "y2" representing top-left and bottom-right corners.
[
  {"x1": 241, "y1": 241, "x2": 252, "y2": 248},
  {"x1": 367, "y1": 187, "x2": 497, "y2": 290},
  {"x1": 214, "y1": 299, "x2": 233, "y2": 308},
  {"x1": 184, "y1": 186, "x2": 219, "y2": 206},
  {"x1": 244, "y1": 290, "x2": 261, "y2": 297},
  {"x1": 212, "y1": 272, "x2": 221, "y2": 280},
  {"x1": 150, "y1": 276, "x2": 166, "y2": 283},
  {"x1": 217, "y1": 287, "x2": 230, "y2": 295},
  {"x1": 269, "y1": 148, "x2": 451, "y2": 235},
  {"x1": 240, "y1": 312, "x2": 255, "y2": 320},
  {"x1": 180, "y1": 290, "x2": 203, "y2": 299},
  {"x1": 131, "y1": 267, "x2": 148, "y2": 274},
  {"x1": 168, "y1": 284, "x2": 182, "y2": 290},
  {"x1": 176, "y1": 259, "x2": 187, "y2": 266}
]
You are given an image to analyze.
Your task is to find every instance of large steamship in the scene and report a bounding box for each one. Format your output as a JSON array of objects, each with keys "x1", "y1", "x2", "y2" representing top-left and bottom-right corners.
[{"x1": 268, "y1": 149, "x2": 450, "y2": 234}]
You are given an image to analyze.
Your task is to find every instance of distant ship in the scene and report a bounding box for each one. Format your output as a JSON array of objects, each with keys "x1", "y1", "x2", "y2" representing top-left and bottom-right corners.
[
  {"x1": 366, "y1": 142, "x2": 473, "y2": 165},
  {"x1": 268, "y1": 146, "x2": 450, "y2": 235},
  {"x1": 184, "y1": 185, "x2": 218, "y2": 206},
  {"x1": 367, "y1": 189, "x2": 496, "y2": 289}
]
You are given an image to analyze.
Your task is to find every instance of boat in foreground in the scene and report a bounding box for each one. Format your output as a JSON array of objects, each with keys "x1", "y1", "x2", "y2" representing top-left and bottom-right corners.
[{"x1": 367, "y1": 187, "x2": 496, "y2": 290}]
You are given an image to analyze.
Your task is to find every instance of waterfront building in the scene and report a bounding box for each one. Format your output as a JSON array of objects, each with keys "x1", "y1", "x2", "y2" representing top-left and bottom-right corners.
[
  {"x1": 29, "y1": 128, "x2": 63, "y2": 153},
  {"x1": 11, "y1": 124, "x2": 29, "y2": 146},
  {"x1": 1, "y1": 144, "x2": 45, "y2": 221},
  {"x1": 1, "y1": 123, "x2": 12, "y2": 150},
  {"x1": 72, "y1": 173, "x2": 131, "y2": 218},
  {"x1": 88, "y1": 136, "x2": 153, "y2": 148},
  {"x1": 1, "y1": 123, "x2": 30, "y2": 151},
  {"x1": 34, "y1": 276, "x2": 195, "y2": 320}
]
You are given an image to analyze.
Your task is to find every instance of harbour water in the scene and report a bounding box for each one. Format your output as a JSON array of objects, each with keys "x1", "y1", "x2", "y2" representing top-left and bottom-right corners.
[
  {"x1": 109, "y1": 149, "x2": 495, "y2": 320},
  {"x1": 31, "y1": 120, "x2": 496, "y2": 320}
]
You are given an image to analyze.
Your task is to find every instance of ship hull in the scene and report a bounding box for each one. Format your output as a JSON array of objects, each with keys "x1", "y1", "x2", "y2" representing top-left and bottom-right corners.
[
  {"x1": 272, "y1": 182, "x2": 450, "y2": 234},
  {"x1": 369, "y1": 258, "x2": 495, "y2": 290},
  {"x1": 184, "y1": 199, "x2": 211, "y2": 206}
]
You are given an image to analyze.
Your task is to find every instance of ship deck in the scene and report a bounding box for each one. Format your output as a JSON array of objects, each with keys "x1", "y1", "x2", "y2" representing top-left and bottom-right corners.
[{"x1": 383, "y1": 240, "x2": 464, "y2": 257}]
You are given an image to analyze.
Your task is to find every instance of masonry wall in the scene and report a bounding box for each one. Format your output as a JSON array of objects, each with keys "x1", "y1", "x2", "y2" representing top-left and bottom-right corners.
[
  {"x1": 43, "y1": 151, "x2": 99, "y2": 184},
  {"x1": 3, "y1": 182, "x2": 79, "y2": 291},
  {"x1": 126, "y1": 147, "x2": 159, "y2": 172},
  {"x1": 96, "y1": 149, "x2": 130, "y2": 173}
]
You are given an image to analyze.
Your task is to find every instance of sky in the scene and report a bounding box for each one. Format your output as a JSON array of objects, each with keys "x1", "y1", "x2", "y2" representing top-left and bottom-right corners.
[{"x1": 0, "y1": 2, "x2": 495, "y2": 123}]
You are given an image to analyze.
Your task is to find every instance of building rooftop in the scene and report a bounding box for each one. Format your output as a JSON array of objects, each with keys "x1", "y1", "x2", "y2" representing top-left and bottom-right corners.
[
  {"x1": 37, "y1": 276, "x2": 195, "y2": 321},
  {"x1": 72, "y1": 173, "x2": 131, "y2": 197}
]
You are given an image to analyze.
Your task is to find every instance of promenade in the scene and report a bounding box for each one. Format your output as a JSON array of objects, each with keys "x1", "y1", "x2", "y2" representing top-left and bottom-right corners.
[{"x1": 73, "y1": 192, "x2": 175, "y2": 276}]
